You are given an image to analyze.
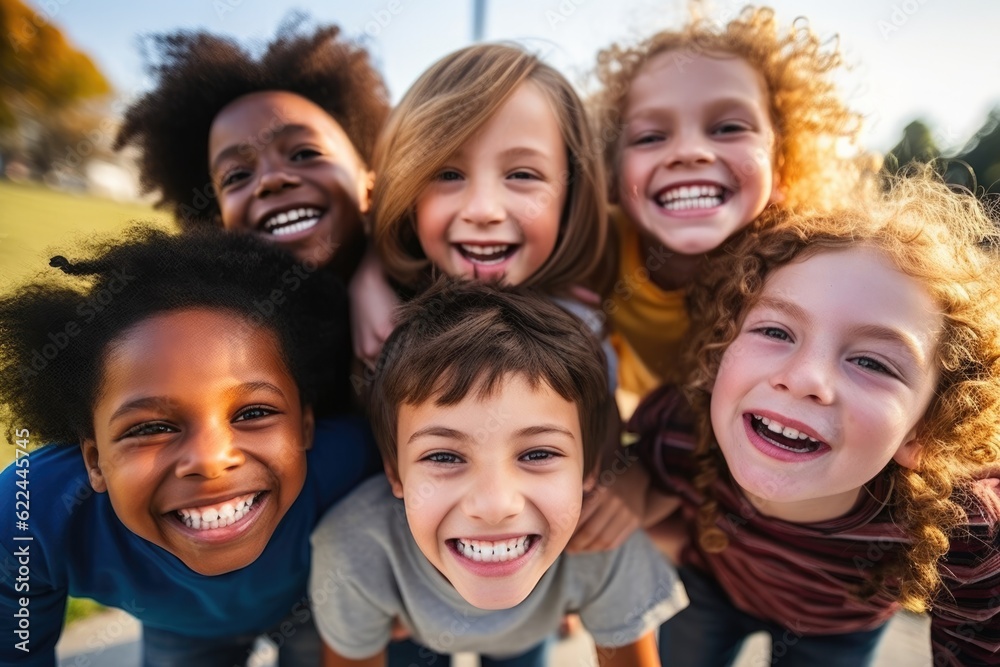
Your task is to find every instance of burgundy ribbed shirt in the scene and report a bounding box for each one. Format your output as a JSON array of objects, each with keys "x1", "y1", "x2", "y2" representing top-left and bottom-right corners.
[{"x1": 631, "y1": 385, "x2": 1000, "y2": 667}]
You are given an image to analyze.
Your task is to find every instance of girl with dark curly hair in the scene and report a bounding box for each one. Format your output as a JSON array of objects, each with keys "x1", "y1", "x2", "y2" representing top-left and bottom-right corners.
[
  {"x1": 0, "y1": 227, "x2": 374, "y2": 666},
  {"x1": 115, "y1": 20, "x2": 389, "y2": 280}
]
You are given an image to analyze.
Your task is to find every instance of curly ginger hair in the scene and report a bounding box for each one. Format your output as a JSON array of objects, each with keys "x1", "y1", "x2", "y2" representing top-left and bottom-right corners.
[{"x1": 684, "y1": 170, "x2": 1000, "y2": 613}]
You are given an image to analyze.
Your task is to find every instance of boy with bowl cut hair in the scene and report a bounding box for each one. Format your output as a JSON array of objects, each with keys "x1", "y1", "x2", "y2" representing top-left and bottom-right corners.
[{"x1": 311, "y1": 279, "x2": 685, "y2": 667}]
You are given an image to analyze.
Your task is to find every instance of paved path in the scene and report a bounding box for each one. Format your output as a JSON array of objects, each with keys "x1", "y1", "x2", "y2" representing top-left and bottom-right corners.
[{"x1": 56, "y1": 609, "x2": 930, "y2": 666}]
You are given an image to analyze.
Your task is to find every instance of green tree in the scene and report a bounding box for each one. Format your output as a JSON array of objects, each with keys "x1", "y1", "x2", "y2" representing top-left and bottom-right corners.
[
  {"x1": 885, "y1": 120, "x2": 940, "y2": 173},
  {"x1": 952, "y1": 108, "x2": 1000, "y2": 194}
]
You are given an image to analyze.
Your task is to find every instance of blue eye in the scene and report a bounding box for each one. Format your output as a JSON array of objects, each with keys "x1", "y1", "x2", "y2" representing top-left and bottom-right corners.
[
  {"x1": 424, "y1": 452, "x2": 462, "y2": 464},
  {"x1": 632, "y1": 133, "x2": 663, "y2": 146},
  {"x1": 852, "y1": 356, "x2": 894, "y2": 376},
  {"x1": 521, "y1": 449, "x2": 558, "y2": 462},
  {"x1": 754, "y1": 326, "x2": 791, "y2": 341},
  {"x1": 436, "y1": 170, "x2": 462, "y2": 182},
  {"x1": 714, "y1": 122, "x2": 751, "y2": 135},
  {"x1": 291, "y1": 148, "x2": 322, "y2": 161}
]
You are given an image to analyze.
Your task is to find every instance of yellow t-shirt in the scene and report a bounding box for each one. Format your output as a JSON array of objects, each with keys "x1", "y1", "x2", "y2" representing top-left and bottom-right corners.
[{"x1": 608, "y1": 209, "x2": 689, "y2": 417}]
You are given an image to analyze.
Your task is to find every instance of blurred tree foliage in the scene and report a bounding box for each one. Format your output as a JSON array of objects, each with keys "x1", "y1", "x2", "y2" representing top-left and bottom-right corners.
[
  {"x1": 0, "y1": 0, "x2": 112, "y2": 176},
  {"x1": 887, "y1": 111, "x2": 1000, "y2": 197}
]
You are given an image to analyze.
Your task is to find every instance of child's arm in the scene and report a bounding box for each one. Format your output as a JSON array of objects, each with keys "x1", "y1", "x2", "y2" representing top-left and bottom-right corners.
[
  {"x1": 596, "y1": 632, "x2": 661, "y2": 667},
  {"x1": 568, "y1": 460, "x2": 681, "y2": 553},
  {"x1": 348, "y1": 247, "x2": 399, "y2": 366},
  {"x1": 322, "y1": 644, "x2": 385, "y2": 667}
]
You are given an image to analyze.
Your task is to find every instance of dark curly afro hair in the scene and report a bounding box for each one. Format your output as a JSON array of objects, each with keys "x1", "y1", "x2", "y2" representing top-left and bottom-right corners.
[
  {"x1": 0, "y1": 226, "x2": 352, "y2": 444},
  {"x1": 115, "y1": 19, "x2": 389, "y2": 229}
]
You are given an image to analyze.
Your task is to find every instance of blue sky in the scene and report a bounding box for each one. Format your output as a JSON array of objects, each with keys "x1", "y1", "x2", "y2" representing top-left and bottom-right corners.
[{"x1": 39, "y1": 0, "x2": 1000, "y2": 152}]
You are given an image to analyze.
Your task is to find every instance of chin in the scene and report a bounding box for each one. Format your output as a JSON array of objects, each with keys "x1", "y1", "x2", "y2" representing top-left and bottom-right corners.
[{"x1": 456, "y1": 583, "x2": 534, "y2": 610}]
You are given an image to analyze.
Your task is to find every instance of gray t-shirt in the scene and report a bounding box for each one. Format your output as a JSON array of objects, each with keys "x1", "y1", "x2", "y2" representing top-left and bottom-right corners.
[{"x1": 309, "y1": 476, "x2": 687, "y2": 660}]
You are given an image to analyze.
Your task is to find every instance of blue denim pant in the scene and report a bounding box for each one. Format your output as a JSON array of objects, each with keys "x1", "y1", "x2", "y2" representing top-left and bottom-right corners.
[
  {"x1": 386, "y1": 637, "x2": 549, "y2": 667},
  {"x1": 660, "y1": 567, "x2": 889, "y2": 667},
  {"x1": 142, "y1": 606, "x2": 321, "y2": 667}
]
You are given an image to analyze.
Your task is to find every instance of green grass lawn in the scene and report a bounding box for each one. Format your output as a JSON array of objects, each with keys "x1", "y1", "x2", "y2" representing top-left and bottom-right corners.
[
  {"x1": 0, "y1": 181, "x2": 176, "y2": 626},
  {"x1": 0, "y1": 180, "x2": 175, "y2": 289},
  {"x1": 0, "y1": 181, "x2": 176, "y2": 466}
]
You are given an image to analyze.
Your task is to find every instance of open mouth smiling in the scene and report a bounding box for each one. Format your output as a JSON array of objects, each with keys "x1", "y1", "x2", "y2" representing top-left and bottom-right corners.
[
  {"x1": 654, "y1": 184, "x2": 731, "y2": 211},
  {"x1": 454, "y1": 243, "x2": 520, "y2": 265},
  {"x1": 447, "y1": 535, "x2": 538, "y2": 563},
  {"x1": 259, "y1": 207, "x2": 324, "y2": 237},
  {"x1": 174, "y1": 491, "x2": 266, "y2": 531},
  {"x1": 749, "y1": 413, "x2": 824, "y2": 454}
]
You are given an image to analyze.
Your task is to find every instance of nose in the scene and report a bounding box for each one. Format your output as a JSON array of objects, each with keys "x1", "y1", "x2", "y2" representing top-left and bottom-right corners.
[
  {"x1": 174, "y1": 422, "x2": 245, "y2": 479},
  {"x1": 462, "y1": 464, "x2": 524, "y2": 525},
  {"x1": 769, "y1": 347, "x2": 835, "y2": 405},
  {"x1": 667, "y1": 128, "x2": 714, "y2": 168},
  {"x1": 254, "y1": 162, "x2": 301, "y2": 198},
  {"x1": 459, "y1": 178, "x2": 505, "y2": 226}
]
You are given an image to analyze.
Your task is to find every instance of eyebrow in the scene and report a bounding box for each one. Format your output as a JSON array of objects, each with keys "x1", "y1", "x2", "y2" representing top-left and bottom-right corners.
[
  {"x1": 210, "y1": 123, "x2": 319, "y2": 174},
  {"x1": 625, "y1": 96, "x2": 760, "y2": 122},
  {"x1": 405, "y1": 424, "x2": 576, "y2": 445},
  {"x1": 755, "y1": 296, "x2": 930, "y2": 368},
  {"x1": 108, "y1": 381, "x2": 287, "y2": 422}
]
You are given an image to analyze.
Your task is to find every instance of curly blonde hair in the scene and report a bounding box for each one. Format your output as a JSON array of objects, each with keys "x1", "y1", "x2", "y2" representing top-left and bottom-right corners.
[
  {"x1": 685, "y1": 169, "x2": 1000, "y2": 613},
  {"x1": 372, "y1": 43, "x2": 611, "y2": 295},
  {"x1": 590, "y1": 5, "x2": 871, "y2": 213}
]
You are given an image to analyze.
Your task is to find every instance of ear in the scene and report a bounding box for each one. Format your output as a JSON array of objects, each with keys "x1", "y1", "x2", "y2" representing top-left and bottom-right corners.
[
  {"x1": 383, "y1": 461, "x2": 404, "y2": 499},
  {"x1": 81, "y1": 438, "x2": 108, "y2": 493},
  {"x1": 358, "y1": 169, "x2": 375, "y2": 214},
  {"x1": 892, "y1": 424, "x2": 923, "y2": 470},
  {"x1": 301, "y1": 405, "x2": 315, "y2": 451},
  {"x1": 582, "y1": 468, "x2": 599, "y2": 495}
]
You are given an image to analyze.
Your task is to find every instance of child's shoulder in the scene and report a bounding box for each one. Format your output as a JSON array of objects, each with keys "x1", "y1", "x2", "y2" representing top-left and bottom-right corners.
[
  {"x1": 951, "y1": 469, "x2": 1000, "y2": 550},
  {"x1": 559, "y1": 530, "x2": 687, "y2": 647},
  {"x1": 312, "y1": 474, "x2": 401, "y2": 551}
]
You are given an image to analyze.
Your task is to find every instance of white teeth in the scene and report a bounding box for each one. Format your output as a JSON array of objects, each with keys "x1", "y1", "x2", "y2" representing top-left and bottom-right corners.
[
  {"x1": 752, "y1": 414, "x2": 819, "y2": 443},
  {"x1": 460, "y1": 244, "x2": 510, "y2": 255},
  {"x1": 262, "y1": 208, "x2": 322, "y2": 233},
  {"x1": 455, "y1": 536, "x2": 531, "y2": 562},
  {"x1": 457, "y1": 244, "x2": 513, "y2": 265},
  {"x1": 176, "y1": 493, "x2": 260, "y2": 531},
  {"x1": 656, "y1": 184, "x2": 724, "y2": 209}
]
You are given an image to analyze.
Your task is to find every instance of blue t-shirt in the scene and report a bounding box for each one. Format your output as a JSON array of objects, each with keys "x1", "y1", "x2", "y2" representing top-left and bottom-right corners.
[{"x1": 0, "y1": 417, "x2": 374, "y2": 666}]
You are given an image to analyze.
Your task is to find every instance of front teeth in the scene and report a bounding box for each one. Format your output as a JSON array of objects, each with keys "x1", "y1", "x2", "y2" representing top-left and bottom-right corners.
[
  {"x1": 455, "y1": 536, "x2": 531, "y2": 562},
  {"x1": 752, "y1": 414, "x2": 819, "y2": 442},
  {"x1": 458, "y1": 244, "x2": 512, "y2": 265},
  {"x1": 177, "y1": 492, "x2": 260, "y2": 530},
  {"x1": 262, "y1": 207, "x2": 322, "y2": 235},
  {"x1": 657, "y1": 185, "x2": 724, "y2": 210}
]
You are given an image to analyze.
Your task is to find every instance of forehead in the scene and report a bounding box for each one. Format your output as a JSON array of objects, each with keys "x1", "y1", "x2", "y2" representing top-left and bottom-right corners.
[
  {"x1": 101, "y1": 308, "x2": 291, "y2": 390},
  {"x1": 625, "y1": 50, "x2": 768, "y2": 114},
  {"x1": 459, "y1": 82, "x2": 565, "y2": 154},
  {"x1": 208, "y1": 90, "x2": 354, "y2": 155},
  {"x1": 758, "y1": 246, "x2": 942, "y2": 344}
]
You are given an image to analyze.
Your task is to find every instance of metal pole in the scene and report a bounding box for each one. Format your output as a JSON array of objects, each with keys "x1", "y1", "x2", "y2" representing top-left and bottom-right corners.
[{"x1": 473, "y1": 0, "x2": 487, "y2": 42}]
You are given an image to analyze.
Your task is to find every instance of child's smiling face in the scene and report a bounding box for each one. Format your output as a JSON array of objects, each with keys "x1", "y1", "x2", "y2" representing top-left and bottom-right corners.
[
  {"x1": 208, "y1": 90, "x2": 372, "y2": 268},
  {"x1": 83, "y1": 308, "x2": 313, "y2": 575},
  {"x1": 414, "y1": 82, "x2": 567, "y2": 286},
  {"x1": 389, "y1": 374, "x2": 588, "y2": 609},
  {"x1": 617, "y1": 51, "x2": 779, "y2": 256},
  {"x1": 710, "y1": 247, "x2": 942, "y2": 522}
]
